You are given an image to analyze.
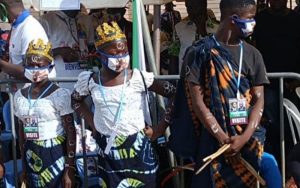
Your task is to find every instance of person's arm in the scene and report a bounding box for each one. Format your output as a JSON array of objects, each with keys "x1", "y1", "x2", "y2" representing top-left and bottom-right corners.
[
  {"x1": 0, "y1": 59, "x2": 26, "y2": 80},
  {"x1": 61, "y1": 113, "x2": 76, "y2": 188},
  {"x1": 52, "y1": 47, "x2": 79, "y2": 63},
  {"x1": 229, "y1": 86, "x2": 264, "y2": 150},
  {"x1": 142, "y1": 79, "x2": 176, "y2": 140},
  {"x1": 149, "y1": 79, "x2": 176, "y2": 98},
  {"x1": 245, "y1": 86, "x2": 264, "y2": 139},
  {"x1": 71, "y1": 91, "x2": 96, "y2": 134},
  {"x1": 188, "y1": 82, "x2": 230, "y2": 144}
]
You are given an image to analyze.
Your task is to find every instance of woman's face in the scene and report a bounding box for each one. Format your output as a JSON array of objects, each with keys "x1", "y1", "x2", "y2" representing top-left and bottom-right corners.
[
  {"x1": 24, "y1": 55, "x2": 51, "y2": 83},
  {"x1": 100, "y1": 40, "x2": 129, "y2": 72},
  {"x1": 25, "y1": 55, "x2": 50, "y2": 68},
  {"x1": 102, "y1": 41, "x2": 128, "y2": 55}
]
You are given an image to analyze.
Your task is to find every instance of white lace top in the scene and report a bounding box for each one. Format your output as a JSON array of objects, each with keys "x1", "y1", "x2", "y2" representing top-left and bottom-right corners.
[
  {"x1": 14, "y1": 87, "x2": 73, "y2": 140},
  {"x1": 74, "y1": 69, "x2": 154, "y2": 136}
]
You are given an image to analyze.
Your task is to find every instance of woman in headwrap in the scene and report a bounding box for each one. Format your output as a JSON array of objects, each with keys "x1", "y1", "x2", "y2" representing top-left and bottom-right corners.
[
  {"x1": 14, "y1": 39, "x2": 76, "y2": 188},
  {"x1": 71, "y1": 21, "x2": 175, "y2": 188}
]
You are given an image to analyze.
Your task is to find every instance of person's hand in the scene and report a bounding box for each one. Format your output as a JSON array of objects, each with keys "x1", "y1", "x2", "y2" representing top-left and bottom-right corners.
[
  {"x1": 219, "y1": 136, "x2": 231, "y2": 146},
  {"x1": 0, "y1": 164, "x2": 4, "y2": 178},
  {"x1": 286, "y1": 177, "x2": 297, "y2": 188},
  {"x1": 227, "y1": 135, "x2": 248, "y2": 156},
  {"x1": 63, "y1": 47, "x2": 80, "y2": 63},
  {"x1": 53, "y1": 47, "x2": 80, "y2": 63},
  {"x1": 20, "y1": 170, "x2": 27, "y2": 186},
  {"x1": 143, "y1": 125, "x2": 166, "y2": 141},
  {"x1": 143, "y1": 126, "x2": 154, "y2": 140},
  {"x1": 63, "y1": 168, "x2": 75, "y2": 188}
]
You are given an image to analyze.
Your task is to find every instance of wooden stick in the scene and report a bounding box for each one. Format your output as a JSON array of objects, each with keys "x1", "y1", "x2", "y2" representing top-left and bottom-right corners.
[
  {"x1": 195, "y1": 144, "x2": 266, "y2": 186},
  {"x1": 21, "y1": 182, "x2": 26, "y2": 188},
  {"x1": 240, "y1": 157, "x2": 266, "y2": 186},
  {"x1": 195, "y1": 160, "x2": 211, "y2": 175},
  {"x1": 203, "y1": 144, "x2": 231, "y2": 163},
  {"x1": 195, "y1": 144, "x2": 230, "y2": 175}
]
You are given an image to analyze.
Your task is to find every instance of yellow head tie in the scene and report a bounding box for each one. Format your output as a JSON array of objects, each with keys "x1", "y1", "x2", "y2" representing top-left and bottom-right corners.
[
  {"x1": 26, "y1": 39, "x2": 53, "y2": 62},
  {"x1": 95, "y1": 21, "x2": 127, "y2": 49}
]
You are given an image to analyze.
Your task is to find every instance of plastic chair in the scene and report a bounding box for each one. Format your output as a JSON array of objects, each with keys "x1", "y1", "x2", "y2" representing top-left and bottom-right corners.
[
  {"x1": 283, "y1": 98, "x2": 300, "y2": 145},
  {"x1": 296, "y1": 87, "x2": 300, "y2": 99},
  {"x1": 0, "y1": 101, "x2": 12, "y2": 141},
  {"x1": 4, "y1": 159, "x2": 22, "y2": 188},
  {"x1": 0, "y1": 101, "x2": 22, "y2": 188}
]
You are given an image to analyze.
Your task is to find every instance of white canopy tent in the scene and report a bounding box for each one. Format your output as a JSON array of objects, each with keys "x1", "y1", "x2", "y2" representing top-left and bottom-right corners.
[
  {"x1": 22, "y1": 0, "x2": 173, "y2": 10},
  {"x1": 21, "y1": 0, "x2": 173, "y2": 70}
]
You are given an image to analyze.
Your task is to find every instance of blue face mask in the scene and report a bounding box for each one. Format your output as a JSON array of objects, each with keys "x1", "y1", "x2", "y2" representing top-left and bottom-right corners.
[
  {"x1": 97, "y1": 50, "x2": 130, "y2": 72},
  {"x1": 231, "y1": 15, "x2": 256, "y2": 38}
]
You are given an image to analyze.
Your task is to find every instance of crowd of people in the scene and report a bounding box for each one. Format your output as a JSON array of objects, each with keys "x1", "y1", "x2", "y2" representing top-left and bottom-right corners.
[{"x1": 0, "y1": 0, "x2": 299, "y2": 187}]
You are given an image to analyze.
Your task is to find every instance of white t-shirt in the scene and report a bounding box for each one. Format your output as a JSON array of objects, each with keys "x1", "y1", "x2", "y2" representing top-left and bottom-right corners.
[
  {"x1": 9, "y1": 15, "x2": 48, "y2": 65},
  {"x1": 74, "y1": 69, "x2": 154, "y2": 137},
  {"x1": 39, "y1": 11, "x2": 89, "y2": 90},
  {"x1": 175, "y1": 20, "x2": 197, "y2": 71},
  {"x1": 14, "y1": 87, "x2": 73, "y2": 140},
  {"x1": 175, "y1": 18, "x2": 219, "y2": 72}
]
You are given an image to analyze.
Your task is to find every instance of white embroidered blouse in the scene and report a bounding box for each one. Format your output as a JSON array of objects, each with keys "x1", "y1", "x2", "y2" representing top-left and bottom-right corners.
[
  {"x1": 14, "y1": 87, "x2": 73, "y2": 140},
  {"x1": 74, "y1": 69, "x2": 154, "y2": 137}
]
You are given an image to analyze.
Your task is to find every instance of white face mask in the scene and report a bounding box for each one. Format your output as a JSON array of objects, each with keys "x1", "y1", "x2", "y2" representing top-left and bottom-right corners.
[
  {"x1": 24, "y1": 66, "x2": 50, "y2": 83},
  {"x1": 98, "y1": 50, "x2": 130, "y2": 72},
  {"x1": 107, "y1": 55, "x2": 130, "y2": 72}
]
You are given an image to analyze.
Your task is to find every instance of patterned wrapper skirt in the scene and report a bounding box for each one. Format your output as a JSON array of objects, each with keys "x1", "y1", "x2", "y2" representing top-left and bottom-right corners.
[
  {"x1": 24, "y1": 136, "x2": 66, "y2": 188},
  {"x1": 95, "y1": 131, "x2": 158, "y2": 188}
]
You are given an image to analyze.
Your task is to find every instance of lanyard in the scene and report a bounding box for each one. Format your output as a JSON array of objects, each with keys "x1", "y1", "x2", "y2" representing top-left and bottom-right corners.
[
  {"x1": 212, "y1": 35, "x2": 244, "y2": 99},
  {"x1": 27, "y1": 83, "x2": 53, "y2": 115},
  {"x1": 98, "y1": 69, "x2": 127, "y2": 127}
]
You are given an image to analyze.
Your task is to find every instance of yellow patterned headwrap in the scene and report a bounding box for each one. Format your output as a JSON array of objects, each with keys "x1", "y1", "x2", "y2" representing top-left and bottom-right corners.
[
  {"x1": 95, "y1": 21, "x2": 127, "y2": 49},
  {"x1": 26, "y1": 39, "x2": 53, "y2": 62}
]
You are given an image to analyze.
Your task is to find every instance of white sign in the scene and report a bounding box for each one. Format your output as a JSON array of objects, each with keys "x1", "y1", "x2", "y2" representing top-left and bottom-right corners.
[{"x1": 40, "y1": 0, "x2": 80, "y2": 11}]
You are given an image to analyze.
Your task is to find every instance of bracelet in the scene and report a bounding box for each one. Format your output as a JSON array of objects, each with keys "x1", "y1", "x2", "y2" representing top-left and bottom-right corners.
[
  {"x1": 68, "y1": 151, "x2": 75, "y2": 158},
  {"x1": 68, "y1": 140, "x2": 75, "y2": 146},
  {"x1": 0, "y1": 163, "x2": 5, "y2": 174},
  {"x1": 164, "y1": 107, "x2": 173, "y2": 124}
]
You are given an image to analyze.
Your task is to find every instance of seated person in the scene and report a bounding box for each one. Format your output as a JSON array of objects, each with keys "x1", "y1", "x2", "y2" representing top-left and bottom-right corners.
[
  {"x1": 260, "y1": 152, "x2": 282, "y2": 188},
  {"x1": 287, "y1": 142, "x2": 300, "y2": 187}
]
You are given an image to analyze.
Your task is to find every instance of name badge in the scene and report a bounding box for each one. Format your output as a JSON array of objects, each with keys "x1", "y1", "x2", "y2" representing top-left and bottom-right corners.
[
  {"x1": 23, "y1": 115, "x2": 39, "y2": 140},
  {"x1": 229, "y1": 98, "x2": 248, "y2": 125}
]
